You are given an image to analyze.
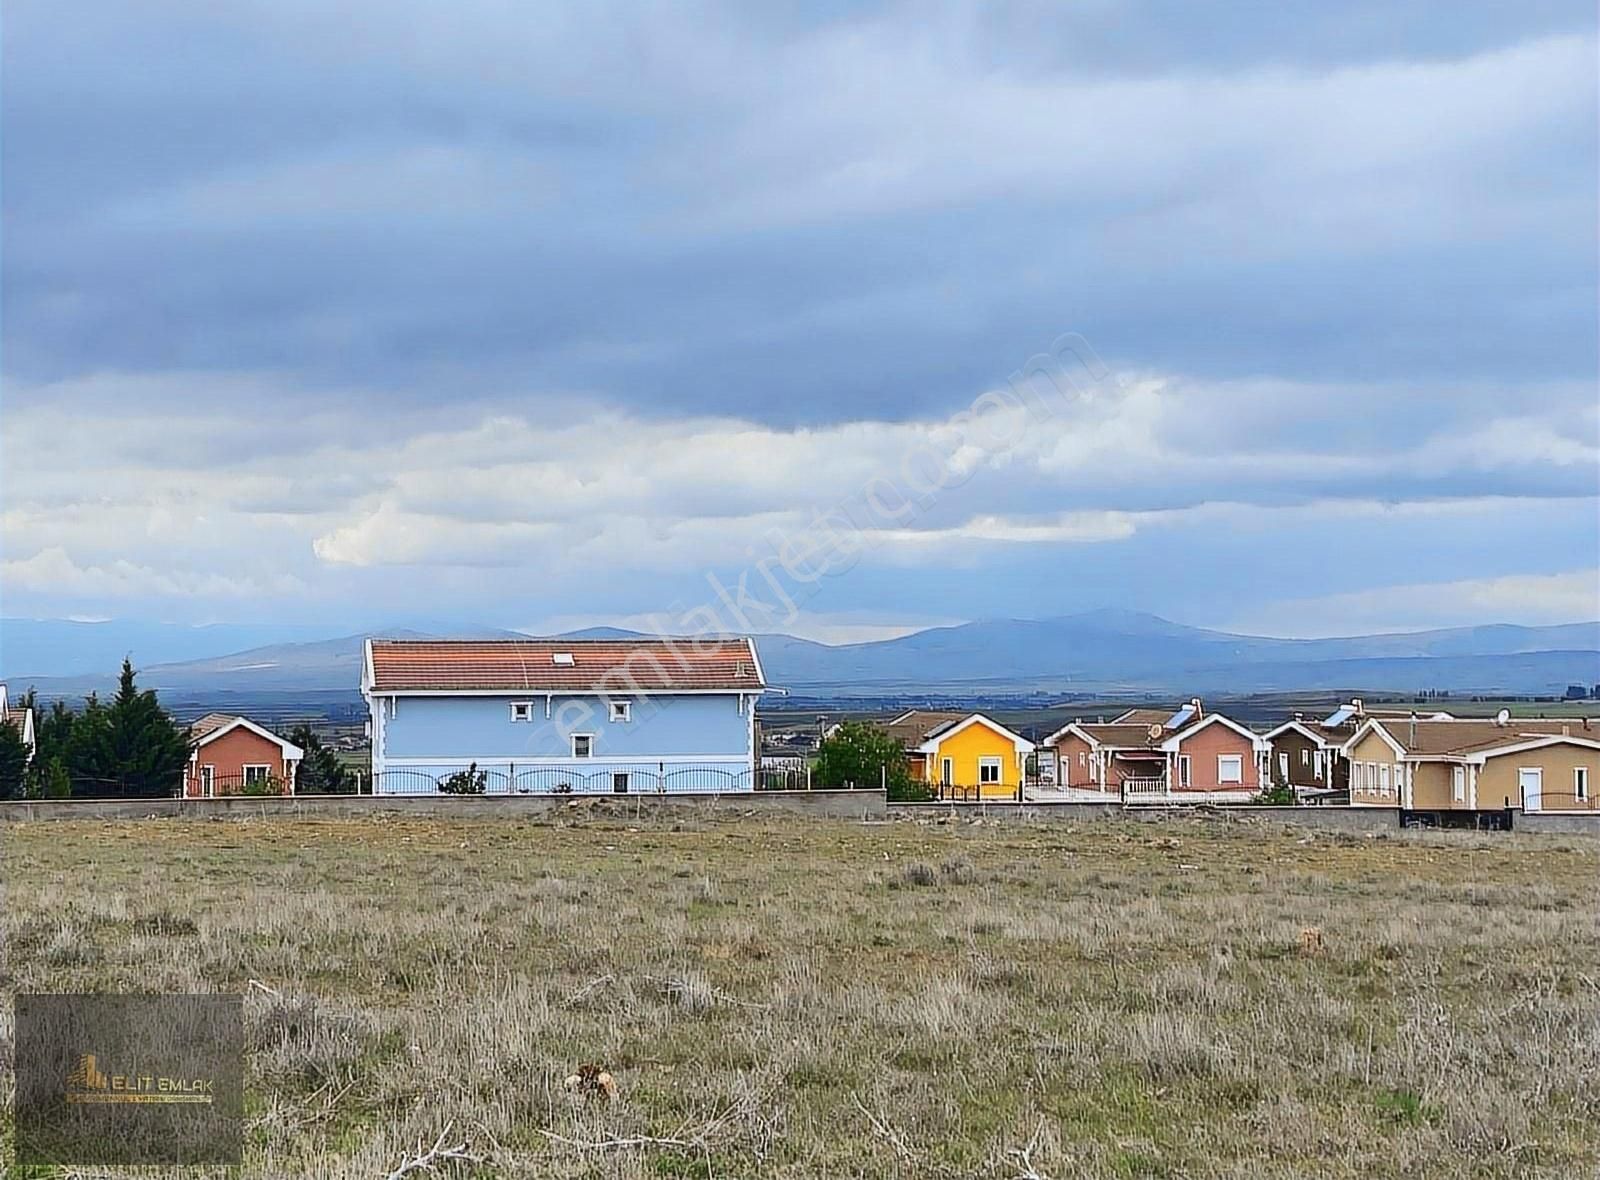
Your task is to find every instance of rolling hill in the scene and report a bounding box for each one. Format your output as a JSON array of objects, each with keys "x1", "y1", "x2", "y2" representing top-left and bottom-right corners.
[{"x1": 5, "y1": 610, "x2": 1596, "y2": 702}]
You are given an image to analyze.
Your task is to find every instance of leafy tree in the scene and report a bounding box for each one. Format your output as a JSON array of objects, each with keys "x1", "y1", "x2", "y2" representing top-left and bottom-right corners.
[
  {"x1": 0, "y1": 719, "x2": 28, "y2": 800},
  {"x1": 813, "y1": 721, "x2": 932, "y2": 801},
  {"x1": 68, "y1": 661, "x2": 189, "y2": 798},
  {"x1": 288, "y1": 724, "x2": 353, "y2": 795}
]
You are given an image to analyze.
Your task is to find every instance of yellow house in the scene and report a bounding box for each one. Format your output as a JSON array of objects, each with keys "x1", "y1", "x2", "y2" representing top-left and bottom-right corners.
[{"x1": 883, "y1": 710, "x2": 1034, "y2": 800}]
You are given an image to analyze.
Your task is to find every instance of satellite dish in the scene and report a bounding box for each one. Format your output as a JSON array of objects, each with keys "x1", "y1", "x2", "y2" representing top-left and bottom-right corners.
[
  {"x1": 1147, "y1": 723, "x2": 1164, "y2": 740},
  {"x1": 1496, "y1": 708, "x2": 1510, "y2": 726}
]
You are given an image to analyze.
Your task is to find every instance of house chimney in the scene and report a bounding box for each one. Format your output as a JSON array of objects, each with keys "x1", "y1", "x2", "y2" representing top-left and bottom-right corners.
[
  {"x1": 1352, "y1": 698, "x2": 1364, "y2": 715},
  {"x1": 1293, "y1": 711, "x2": 1303, "y2": 722},
  {"x1": 1562, "y1": 723, "x2": 1571, "y2": 737},
  {"x1": 1190, "y1": 698, "x2": 1203, "y2": 718},
  {"x1": 1408, "y1": 712, "x2": 1417, "y2": 747}
]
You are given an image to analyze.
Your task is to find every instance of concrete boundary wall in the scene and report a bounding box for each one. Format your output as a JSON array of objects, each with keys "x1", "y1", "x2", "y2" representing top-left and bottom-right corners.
[
  {"x1": 9, "y1": 795, "x2": 1593, "y2": 835},
  {"x1": 892, "y1": 801, "x2": 1403, "y2": 832},
  {"x1": 1515, "y1": 811, "x2": 1600, "y2": 837},
  {"x1": 0, "y1": 789, "x2": 888, "y2": 823}
]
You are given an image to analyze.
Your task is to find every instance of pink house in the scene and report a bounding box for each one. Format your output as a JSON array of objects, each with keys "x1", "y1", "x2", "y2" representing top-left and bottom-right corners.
[
  {"x1": 1043, "y1": 700, "x2": 1269, "y2": 800},
  {"x1": 184, "y1": 714, "x2": 302, "y2": 797}
]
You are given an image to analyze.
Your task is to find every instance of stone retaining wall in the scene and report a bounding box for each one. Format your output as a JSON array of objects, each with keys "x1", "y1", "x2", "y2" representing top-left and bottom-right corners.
[{"x1": 0, "y1": 789, "x2": 888, "y2": 823}]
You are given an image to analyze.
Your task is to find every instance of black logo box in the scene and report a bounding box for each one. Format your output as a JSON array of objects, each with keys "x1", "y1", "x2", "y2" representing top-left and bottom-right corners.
[{"x1": 14, "y1": 993, "x2": 243, "y2": 1166}]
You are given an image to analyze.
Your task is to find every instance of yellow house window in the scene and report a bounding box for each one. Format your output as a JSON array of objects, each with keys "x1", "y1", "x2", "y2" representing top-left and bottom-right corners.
[{"x1": 978, "y1": 758, "x2": 1002, "y2": 785}]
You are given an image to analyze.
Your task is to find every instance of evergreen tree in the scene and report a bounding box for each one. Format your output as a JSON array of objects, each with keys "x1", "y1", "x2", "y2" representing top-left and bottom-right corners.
[
  {"x1": 38, "y1": 758, "x2": 73, "y2": 799},
  {"x1": 68, "y1": 662, "x2": 188, "y2": 797},
  {"x1": 35, "y1": 698, "x2": 76, "y2": 764},
  {"x1": 0, "y1": 719, "x2": 28, "y2": 800},
  {"x1": 288, "y1": 724, "x2": 352, "y2": 794}
]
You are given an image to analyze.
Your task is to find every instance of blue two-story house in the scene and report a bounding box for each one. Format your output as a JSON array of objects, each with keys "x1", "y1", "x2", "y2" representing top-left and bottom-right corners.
[{"x1": 362, "y1": 636, "x2": 767, "y2": 794}]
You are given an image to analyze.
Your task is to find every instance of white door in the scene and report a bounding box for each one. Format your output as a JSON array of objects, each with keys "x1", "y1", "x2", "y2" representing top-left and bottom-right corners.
[
  {"x1": 200, "y1": 765, "x2": 214, "y2": 797},
  {"x1": 1278, "y1": 752, "x2": 1288, "y2": 781},
  {"x1": 1518, "y1": 768, "x2": 1542, "y2": 812}
]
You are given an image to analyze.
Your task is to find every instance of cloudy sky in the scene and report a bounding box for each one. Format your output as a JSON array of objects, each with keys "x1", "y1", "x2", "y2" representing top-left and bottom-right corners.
[{"x1": 3, "y1": 1, "x2": 1597, "y2": 644}]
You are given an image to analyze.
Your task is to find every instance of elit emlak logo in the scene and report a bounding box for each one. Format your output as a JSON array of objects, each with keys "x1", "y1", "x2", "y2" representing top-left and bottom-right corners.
[{"x1": 65, "y1": 1053, "x2": 215, "y2": 1105}]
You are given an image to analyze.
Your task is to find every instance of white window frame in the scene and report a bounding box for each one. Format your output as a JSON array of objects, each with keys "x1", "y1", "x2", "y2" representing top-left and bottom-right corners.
[
  {"x1": 941, "y1": 757, "x2": 953, "y2": 787},
  {"x1": 1300, "y1": 749, "x2": 1309, "y2": 767},
  {"x1": 242, "y1": 763, "x2": 272, "y2": 786},
  {"x1": 978, "y1": 757, "x2": 1002, "y2": 785},
  {"x1": 1216, "y1": 754, "x2": 1243, "y2": 785},
  {"x1": 1313, "y1": 751, "x2": 1324, "y2": 779},
  {"x1": 608, "y1": 700, "x2": 632, "y2": 723},
  {"x1": 612, "y1": 771, "x2": 630, "y2": 793},
  {"x1": 1576, "y1": 766, "x2": 1589, "y2": 803},
  {"x1": 1452, "y1": 765, "x2": 1465, "y2": 803},
  {"x1": 571, "y1": 734, "x2": 594, "y2": 758},
  {"x1": 509, "y1": 701, "x2": 533, "y2": 723},
  {"x1": 200, "y1": 765, "x2": 215, "y2": 797},
  {"x1": 1178, "y1": 754, "x2": 1192, "y2": 788},
  {"x1": 1078, "y1": 751, "x2": 1086, "y2": 767},
  {"x1": 1379, "y1": 764, "x2": 1390, "y2": 795},
  {"x1": 1278, "y1": 752, "x2": 1289, "y2": 779}
]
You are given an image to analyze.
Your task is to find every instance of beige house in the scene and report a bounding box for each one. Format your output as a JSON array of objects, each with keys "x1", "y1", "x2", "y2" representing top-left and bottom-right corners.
[{"x1": 1342, "y1": 717, "x2": 1600, "y2": 813}]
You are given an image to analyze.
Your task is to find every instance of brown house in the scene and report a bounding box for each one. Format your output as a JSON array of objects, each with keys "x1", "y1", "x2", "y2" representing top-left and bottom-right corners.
[
  {"x1": 1265, "y1": 699, "x2": 1462, "y2": 798},
  {"x1": 1341, "y1": 716, "x2": 1600, "y2": 813},
  {"x1": 185, "y1": 714, "x2": 303, "y2": 797}
]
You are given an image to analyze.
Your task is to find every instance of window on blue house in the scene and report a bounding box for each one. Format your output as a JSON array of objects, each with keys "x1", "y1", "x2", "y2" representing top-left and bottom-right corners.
[
  {"x1": 608, "y1": 701, "x2": 631, "y2": 723},
  {"x1": 572, "y1": 734, "x2": 593, "y2": 758},
  {"x1": 510, "y1": 702, "x2": 533, "y2": 722}
]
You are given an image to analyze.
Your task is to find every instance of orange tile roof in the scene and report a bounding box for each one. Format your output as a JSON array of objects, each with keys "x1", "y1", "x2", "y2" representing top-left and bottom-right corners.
[{"x1": 368, "y1": 637, "x2": 766, "y2": 693}]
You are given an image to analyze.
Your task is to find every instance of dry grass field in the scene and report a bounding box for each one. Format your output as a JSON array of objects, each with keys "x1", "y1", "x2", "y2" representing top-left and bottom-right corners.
[{"x1": 3, "y1": 810, "x2": 1598, "y2": 1178}]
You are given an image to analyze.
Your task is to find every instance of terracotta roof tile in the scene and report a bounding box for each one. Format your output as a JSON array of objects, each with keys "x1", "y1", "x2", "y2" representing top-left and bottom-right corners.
[{"x1": 368, "y1": 637, "x2": 766, "y2": 693}]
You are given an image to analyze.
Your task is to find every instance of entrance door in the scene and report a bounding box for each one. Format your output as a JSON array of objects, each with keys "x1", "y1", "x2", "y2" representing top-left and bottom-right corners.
[
  {"x1": 200, "y1": 765, "x2": 214, "y2": 797},
  {"x1": 1278, "y1": 752, "x2": 1289, "y2": 781},
  {"x1": 941, "y1": 758, "x2": 953, "y2": 790},
  {"x1": 1518, "y1": 768, "x2": 1542, "y2": 812}
]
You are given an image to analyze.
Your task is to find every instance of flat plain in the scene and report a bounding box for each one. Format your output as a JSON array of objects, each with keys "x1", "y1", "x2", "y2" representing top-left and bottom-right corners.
[{"x1": 3, "y1": 810, "x2": 1597, "y2": 1178}]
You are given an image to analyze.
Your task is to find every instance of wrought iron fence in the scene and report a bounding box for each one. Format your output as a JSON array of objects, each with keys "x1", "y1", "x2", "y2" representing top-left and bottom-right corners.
[
  {"x1": 370, "y1": 767, "x2": 781, "y2": 795},
  {"x1": 188, "y1": 772, "x2": 293, "y2": 798}
]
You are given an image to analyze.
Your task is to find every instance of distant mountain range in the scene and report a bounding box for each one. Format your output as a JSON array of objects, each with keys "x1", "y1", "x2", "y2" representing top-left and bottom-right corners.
[{"x1": 5, "y1": 610, "x2": 1597, "y2": 701}]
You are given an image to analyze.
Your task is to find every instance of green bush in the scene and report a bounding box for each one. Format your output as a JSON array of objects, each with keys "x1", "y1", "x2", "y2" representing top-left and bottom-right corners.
[
  {"x1": 439, "y1": 764, "x2": 488, "y2": 795},
  {"x1": 1255, "y1": 781, "x2": 1296, "y2": 806}
]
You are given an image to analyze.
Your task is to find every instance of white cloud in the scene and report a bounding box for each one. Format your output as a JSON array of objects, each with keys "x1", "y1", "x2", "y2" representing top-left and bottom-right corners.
[
  {"x1": 1, "y1": 547, "x2": 304, "y2": 600},
  {"x1": 2, "y1": 368, "x2": 1595, "y2": 617}
]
